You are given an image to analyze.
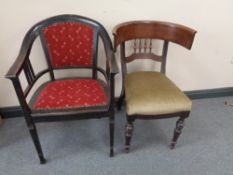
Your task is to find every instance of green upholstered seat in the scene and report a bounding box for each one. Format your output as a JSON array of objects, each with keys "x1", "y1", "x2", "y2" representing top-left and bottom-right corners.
[{"x1": 125, "y1": 71, "x2": 192, "y2": 116}]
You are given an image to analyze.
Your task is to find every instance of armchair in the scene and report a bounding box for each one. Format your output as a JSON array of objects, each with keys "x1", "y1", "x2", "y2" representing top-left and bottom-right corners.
[{"x1": 6, "y1": 14, "x2": 118, "y2": 163}]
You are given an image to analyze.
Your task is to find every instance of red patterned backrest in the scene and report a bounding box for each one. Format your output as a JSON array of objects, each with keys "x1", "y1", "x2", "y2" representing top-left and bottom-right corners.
[{"x1": 43, "y1": 22, "x2": 94, "y2": 68}]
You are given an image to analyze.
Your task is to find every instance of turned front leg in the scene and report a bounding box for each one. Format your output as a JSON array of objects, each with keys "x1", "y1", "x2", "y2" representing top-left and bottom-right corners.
[
  {"x1": 125, "y1": 118, "x2": 134, "y2": 152},
  {"x1": 170, "y1": 117, "x2": 185, "y2": 149}
]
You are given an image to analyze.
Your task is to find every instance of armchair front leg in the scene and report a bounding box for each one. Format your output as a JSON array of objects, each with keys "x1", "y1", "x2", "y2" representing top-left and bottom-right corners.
[{"x1": 109, "y1": 73, "x2": 117, "y2": 157}]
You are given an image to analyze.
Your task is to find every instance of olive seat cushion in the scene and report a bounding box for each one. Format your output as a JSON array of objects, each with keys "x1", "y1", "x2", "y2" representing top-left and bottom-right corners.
[{"x1": 125, "y1": 71, "x2": 192, "y2": 116}]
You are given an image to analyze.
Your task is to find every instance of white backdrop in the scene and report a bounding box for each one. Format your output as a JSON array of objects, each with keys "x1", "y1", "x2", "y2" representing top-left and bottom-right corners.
[{"x1": 1, "y1": 0, "x2": 233, "y2": 107}]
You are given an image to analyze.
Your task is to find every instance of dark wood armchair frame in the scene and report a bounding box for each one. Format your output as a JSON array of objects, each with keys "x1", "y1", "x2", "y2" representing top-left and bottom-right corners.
[
  {"x1": 113, "y1": 21, "x2": 196, "y2": 151},
  {"x1": 6, "y1": 14, "x2": 118, "y2": 164}
]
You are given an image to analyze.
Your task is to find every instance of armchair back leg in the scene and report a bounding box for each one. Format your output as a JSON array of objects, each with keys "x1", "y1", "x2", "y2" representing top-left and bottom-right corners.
[{"x1": 109, "y1": 112, "x2": 115, "y2": 157}]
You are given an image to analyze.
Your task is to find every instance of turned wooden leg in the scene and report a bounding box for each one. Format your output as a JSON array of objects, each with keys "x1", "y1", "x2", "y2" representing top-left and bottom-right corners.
[
  {"x1": 170, "y1": 113, "x2": 189, "y2": 149},
  {"x1": 125, "y1": 118, "x2": 134, "y2": 152}
]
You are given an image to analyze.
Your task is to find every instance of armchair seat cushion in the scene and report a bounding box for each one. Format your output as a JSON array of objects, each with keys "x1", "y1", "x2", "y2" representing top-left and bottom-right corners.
[
  {"x1": 31, "y1": 79, "x2": 109, "y2": 111},
  {"x1": 125, "y1": 71, "x2": 192, "y2": 115}
]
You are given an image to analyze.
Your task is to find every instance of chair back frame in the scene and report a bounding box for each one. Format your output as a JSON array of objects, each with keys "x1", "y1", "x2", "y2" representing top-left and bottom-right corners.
[{"x1": 113, "y1": 20, "x2": 196, "y2": 76}]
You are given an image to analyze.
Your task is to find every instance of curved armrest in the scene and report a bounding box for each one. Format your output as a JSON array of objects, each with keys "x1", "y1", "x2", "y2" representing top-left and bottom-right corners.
[
  {"x1": 6, "y1": 31, "x2": 37, "y2": 79},
  {"x1": 5, "y1": 29, "x2": 49, "y2": 98}
]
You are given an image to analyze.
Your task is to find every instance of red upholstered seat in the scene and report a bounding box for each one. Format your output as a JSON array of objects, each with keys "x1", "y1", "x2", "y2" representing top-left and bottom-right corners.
[{"x1": 33, "y1": 79, "x2": 107, "y2": 110}]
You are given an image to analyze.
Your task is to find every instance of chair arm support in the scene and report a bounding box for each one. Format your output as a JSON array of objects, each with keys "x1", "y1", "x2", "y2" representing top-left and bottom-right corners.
[
  {"x1": 105, "y1": 49, "x2": 118, "y2": 107},
  {"x1": 6, "y1": 31, "x2": 36, "y2": 79},
  {"x1": 98, "y1": 24, "x2": 119, "y2": 75},
  {"x1": 110, "y1": 52, "x2": 119, "y2": 75},
  {"x1": 109, "y1": 73, "x2": 116, "y2": 109},
  {"x1": 106, "y1": 52, "x2": 118, "y2": 109},
  {"x1": 106, "y1": 51, "x2": 118, "y2": 104},
  {"x1": 107, "y1": 50, "x2": 119, "y2": 75},
  {"x1": 6, "y1": 50, "x2": 29, "y2": 79}
]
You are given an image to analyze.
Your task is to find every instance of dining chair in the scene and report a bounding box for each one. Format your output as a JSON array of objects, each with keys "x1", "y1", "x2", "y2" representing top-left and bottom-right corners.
[{"x1": 113, "y1": 20, "x2": 196, "y2": 152}]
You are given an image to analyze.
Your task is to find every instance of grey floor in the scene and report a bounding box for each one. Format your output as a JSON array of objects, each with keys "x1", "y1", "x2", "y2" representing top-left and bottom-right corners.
[{"x1": 1, "y1": 96, "x2": 233, "y2": 175}]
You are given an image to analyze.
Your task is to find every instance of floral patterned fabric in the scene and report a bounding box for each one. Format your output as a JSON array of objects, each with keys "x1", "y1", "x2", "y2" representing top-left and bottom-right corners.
[
  {"x1": 33, "y1": 79, "x2": 107, "y2": 110},
  {"x1": 43, "y1": 22, "x2": 94, "y2": 68}
]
